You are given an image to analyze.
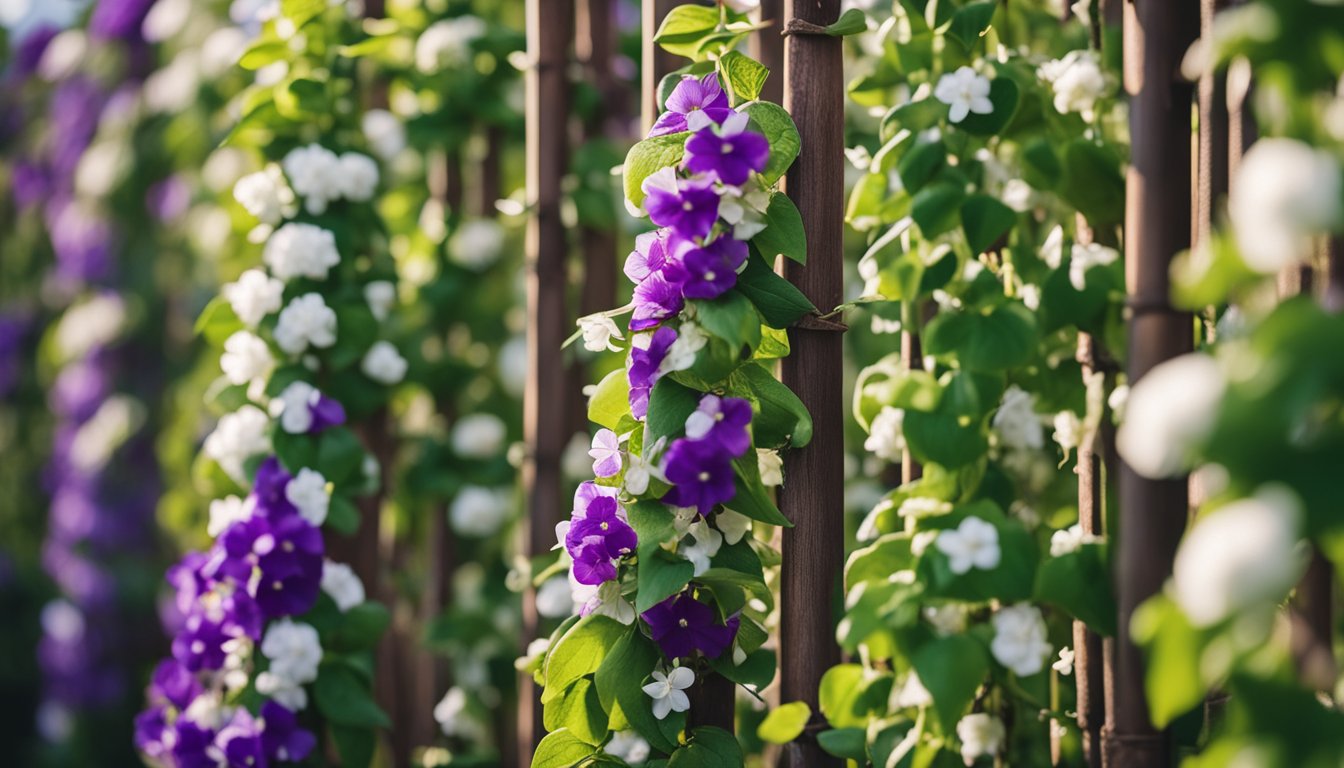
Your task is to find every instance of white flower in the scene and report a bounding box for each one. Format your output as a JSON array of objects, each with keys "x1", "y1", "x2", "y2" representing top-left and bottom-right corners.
[
  {"x1": 433, "y1": 687, "x2": 488, "y2": 742},
  {"x1": 1020, "y1": 283, "x2": 1041, "y2": 311},
  {"x1": 1040, "y1": 225, "x2": 1065, "y2": 270},
  {"x1": 1049, "y1": 523, "x2": 1100, "y2": 557},
  {"x1": 898, "y1": 497, "x2": 952, "y2": 518},
  {"x1": 451, "y1": 413, "x2": 508, "y2": 459},
  {"x1": 321, "y1": 560, "x2": 366, "y2": 612},
  {"x1": 715, "y1": 508, "x2": 752, "y2": 546},
  {"x1": 1053, "y1": 647, "x2": 1075, "y2": 676},
  {"x1": 990, "y1": 604, "x2": 1052, "y2": 677},
  {"x1": 716, "y1": 182, "x2": 771, "y2": 239},
  {"x1": 535, "y1": 576, "x2": 576, "y2": 619},
  {"x1": 222, "y1": 269, "x2": 285, "y2": 327},
  {"x1": 757, "y1": 449, "x2": 783, "y2": 487},
  {"x1": 1038, "y1": 50, "x2": 1107, "y2": 118},
  {"x1": 203, "y1": 405, "x2": 271, "y2": 479},
  {"x1": 1052, "y1": 410, "x2": 1081, "y2": 453},
  {"x1": 622, "y1": 448, "x2": 664, "y2": 496},
  {"x1": 1173, "y1": 486, "x2": 1304, "y2": 627},
  {"x1": 281, "y1": 144, "x2": 343, "y2": 215},
  {"x1": 335, "y1": 152, "x2": 379, "y2": 202},
  {"x1": 286, "y1": 468, "x2": 330, "y2": 526},
  {"x1": 207, "y1": 495, "x2": 255, "y2": 537},
  {"x1": 361, "y1": 109, "x2": 406, "y2": 161},
  {"x1": 579, "y1": 314, "x2": 624, "y2": 353},
  {"x1": 448, "y1": 218, "x2": 507, "y2": 271},
  {"x1": 680, "y1": 520, "x2": 724, "y2": 576},
  {"x1": 1116, "y1": 353, "x2": 1225, "y2": 479},
  {"x1": 864, "y1": 406, "x2": 906, "y2": 461},
  {"x1": 1068, "y1": 242, "x2": 1119, "y2": 291},
  {"x1": 232, "y1": 166, "x2": 295, "y2": 225},
  {"x1": 257, "y1": 619, "x2": 322, "y2": 710},
  {"x1": 272, "y1": 381, "x2": 319, "y2": 434},
  {"x1": 956, "y1": 713, "x2": 1006, "y2": 766},
  {"x1": 588, "y1": 428, "x2": 622, "y2": 477},
  {"x1": 723, "y1": 0, "x2": 760, "y2": 12},
  {"x1": 934, "y1": 516, "x2": 1001, "y2": 574},
  {"x1": 264, "y1": 223, "x2": 341, "y2": 282},
  {"x1": 415, "y1": 17, "x2": 486, "y2": 73},
  {"x1": 992, "y1": 385, "x2": 1044, "y2": 451},
  {"x1": 642, "y1": 666, "x2": 694, "y2": 720},
  {"x1": 934, "y1": 66, "x2": 994, "y2": 123},
  {"x1": 605, "y1": 731, "x2": 651, "y2": 763},
  {"x1": 363, "y1": 280, "x2": 396, "y2": 322},
  {"x1": 53, "y1": 294, "x2": 125, "y2": 362},
  {"x1": 220, "y1": 331, "x2": 274, "y2": 386},
  {"x1": 924, "y1": 604, "x2": 967, "y2": 635},
  {"x1": 892, "y1": 671, "x2": 933, "y2": 708},
  {"x1": 1107, "y1": 384, "x2": 1128, "y2": 422},
  {"x1": 659, "y1": 322, "x2": 708, "y2": 374},
  {"x1": 361, "y1": 340, "x2": 408, "y2": 384},
  {"x1": 1230, "y1": 138, "x2": 1342, "y2": 273},
  {"x1": 273, "y1": 294, "x2": 337, "y2": 355},
  {"x1": 449, "y1": 486, "x2": 512, "y2": 538},
  {"x1": 570, "y1": 575, "x2": 637, "y2": 625}
]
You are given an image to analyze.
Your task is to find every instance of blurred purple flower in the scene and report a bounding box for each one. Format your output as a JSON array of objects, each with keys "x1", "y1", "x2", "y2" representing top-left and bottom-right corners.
[
  {"x1": 261, "y1": 700, "x2": 317, "y2": 762},
  {"x1": 684, "y1": 394, "x2": 753, "y2": 457},
  {"x1": 89, "y1": 0, "x2": 157, "y2": 41},
  {"x1": 147, "y1": 175, "x2": 191, "y2": 221}
]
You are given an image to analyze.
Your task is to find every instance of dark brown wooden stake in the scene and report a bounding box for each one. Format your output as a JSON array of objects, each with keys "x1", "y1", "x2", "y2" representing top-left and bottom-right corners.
[
  {"x1": 1196, "y1": 0, "x2": 1228, "y2": 250},
  {"x1": 752, "y1": 0, "x2": 785, "y2": 106},
  {"x1": 520, "y1": 0, "x2": 573, "y2": 762},
  {"x1": 779, "y1": 1, "x2": 845, "y2": 765},
  {"x1": 1105, "y1": 2, "x2": 1198, "y2": 766},
  {"x1": 478, "y1": 125, "x2": 504, "y2": 218},
  {"x1": 1072, "y1": 334, "x2": 1108, "y2": 768},
  {"x1": 900, "y1": 319, "x2": 923, "y2": 485}
]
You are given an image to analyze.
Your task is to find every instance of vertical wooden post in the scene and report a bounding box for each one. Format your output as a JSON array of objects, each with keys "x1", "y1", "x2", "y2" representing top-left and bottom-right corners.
[
  {"x1": 900, "y1": 324, "x2": 923, "y2": 485},
  {"x1": 642, "y1": 0, "x2": 683, "y2": 133},
  {"x1": 779, "y1": 1, "x2": 845, "y2": 766},
  {"x1": 1105, "y1": 2, "x2": 1198, "y2": 766},
  {"x1": 752, "y1": 0, "x2": 785, "y2": 107},
  {"x1": 521, "y1": 0, "x2": 573, "y2": 762},
  {"x1": 1196, "y1": 0, "x2": 1228, "y2": 251},
  {"x1": 1072, "y1": 333, "x2": 1108, "y2": 768}
]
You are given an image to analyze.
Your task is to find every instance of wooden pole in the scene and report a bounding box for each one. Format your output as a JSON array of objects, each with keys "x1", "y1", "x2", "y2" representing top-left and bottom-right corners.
[
  {"x1": 520, "y1": 0, "x2": 573, "y2": 762},
  {"x1": 641, "y1": 0, "x2": 684, "y2": 134},
  {"x1": 779, "y1": 1, "x2": 845, "y2": 766},
  {"x1": 1105, "y1": 2, "x2": 1198, "y2": 766},
  {"x1": 752, "y1": 0, "x2": 785, "y2": 107}
]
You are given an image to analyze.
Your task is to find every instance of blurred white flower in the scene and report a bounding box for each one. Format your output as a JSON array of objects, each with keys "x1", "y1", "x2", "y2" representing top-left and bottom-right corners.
[
  {"x1": 535, "y1": 576, "x2": 575, "y2": 619},
  {"x1": 993, "y1": 385, "x2": 1044, "y2": 451},
  {"x1": 451, "y1": 413, "x2": 508, "y2": 459},
  {"x1": 990, "y1": 604, "x2": 1051, "y2": 677},
  {"x1": 579, "y1": 314, "x2": 624, "y2": 353},
  {"x1": 203, "y1": 406, "x2": 271, "y2": 480},
  {"x1": 220, "y1": 331, "x2": 274, "y2": 386},
  {"x1": 957, "y1": 713, "x2": 1006, "y2": 766},
  {"x1": 321, "y1": 560, "x2": 366, "y2": 612},
  {"x1": 207, "y1": 495, "x2": 255, "y2": 537},
  {"x1": 223, "y1": 268, "x2": 285, "y2": 327},
  {"x1": 361, "y1": 109, "x2": 406, "y2": 161},
  {"x1": 1230, "y1": 138, "x2": 1342, "y2": 273},
  {"x1": 415, "y1": 17, "x2": 486, "y2": 73},
  {"x1": 716, "y1": 508, "x2": 752, "y2": 546},
  {"x1": 361, "y1": 341, "x2": 407, "y2": 384},
  {"x1": 448, "y1": 219, "x2": 507, "y2": 271},
  {"x1": 605, "y1": 731, "x2": 651, "y2": 763},
  {"x1": 337, "y1": 152, "x2": 379, "y2": 202},
  {"x1": 1173, "y1": 486, "x2": 1305, "y2": 627},
  {"x1": 1053, "y1": 646, "x2": 1075, "y2": 676},
  {"x1": 274, "y1": 294, "x2": 338, "y2": 355},
  {"x1": 257, "y1": 619, "x2": 322, "y2": 710},
  {"x1": 1069, "y1": 242, "x2": 1119, "y2": 291},
  {"x1": 934, "y1": 67, "x2": 993, "y2": 123},
  {"x1": 433, "y1": 687, "x2": 487, "y2": 742},
  {"x1": 1049, "y1": 523, "x2": 1099, "y2": 557},
  {"x1": 1052, "y1": 410, "x2": 1081, "y2": 454},
  {"x1": 864, "y1": 406, "x2": 907, "y2": 461},
  {"x1": 286, "y1": 468, "x2": 330, "y2": 526},
  {"x1": 757, "y1": 448, "x2": 783, "y2": 487},
  {"x1": 1038, "y1": 50, "x2": 1107, "y2": 118},
  {"x1": 924, "y1": 604, "x2": 967, "y2": 635},
  {"x1": 892, "y1": 670, "x2": 933, "y2": 708},
  {"x1": 264, "y1": 223, "x2": 341, "y2": 281},
  {"x1": 935, "y1": 516, "x2": 1001, "y2": 574},
  {"x1": 570, "y1": 575, "x2": 636, "y2": 625},
  {"x1": 660, "y1": 322, "x2": 708, "y2": 375},
  {"x1": 449, "y1": 486, "x2": 512, "y2": 538},
  {"x1": 282, "y1": 144, "x2": 343, "y2": 215},
  {"x1": 1116, "y1": 353, "x2": 1225, "y2": 479},
  {"x1": 1040, "y1": 225, "x2": 1065, "y2": 269},
  {"x1": 680, "y1": 520, "x2": 723, "y2": 576}
]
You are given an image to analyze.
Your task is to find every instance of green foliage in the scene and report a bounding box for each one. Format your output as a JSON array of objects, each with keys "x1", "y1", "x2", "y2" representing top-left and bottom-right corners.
[{"x1": 757, "y1": 701, "x2": 811, "y2": 744}]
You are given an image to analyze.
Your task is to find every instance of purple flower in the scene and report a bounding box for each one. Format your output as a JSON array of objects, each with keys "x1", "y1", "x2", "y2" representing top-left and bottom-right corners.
[
  {"x1": 12, "y1": 161, "x2": 51, "y2": 209},
  {"x1": 590, "y1": 429, "x2": 622, "y2": 477},
  {"x1": 661, "y1": 438, "x2": 737, "y2": 516},
  {"x1": 628, "y1": 326, "x2": 678, "y2": 420},
  {"x1": 172, "y1": 611, "x2": 234, "y2": 672},
  {"x1": 625, "y1": 229, "x2": 677, "y2": 283},
  {"x1": 684, "y1": 395, "x2": 753, "y2": 457},
  {"x1": 171, "y1": 719, "x2": 219, "y2": 768},
  {"x1": 672, "y1": 235, "x2": 748, "y2": 300},
  {"x1": 631, "y1": 270, "x2": 686, "y2": 331},
  {"x1": 252, "y1": 515, "x2": 325, "y2": 617},
  {"x1": 644, "y1": 172, "x2": 721, "y2": 241},
  {"x1": 649, "y1": 73, "x2": 734, "y2": 137},
  {"x1": 133, "y1": 705, "x2": 170, "y2": 760},
  {"x1": 89, "y1": 0, "x2": 158, "y2": 41},
  {"x1": 13, "y1": 26, "x2": 58, "y2": 77},
  {"x1": 47, "y1": 200, "x2": 116, "y2": 284},
  {"x1": 261, "y1": 700, "x2": 317, "y2": 762},
  {"x1": 566, "y1": 495, "x2": 638, "y2": 585},
  {"x1": 147, "y1": 659, "x2": 202, "y2": 710},
  {"x1": 147, "y1": 176, "x2": 191, "y2": 222},
  {"x1": 216, "y1": 707, "x2": 266, "y2": 768},
  {"x1": 251, "y1": 457, "x2": 297, "y2": 518},
  {"x1": 642, "y1": 591, "x2": 740, "y2": 659},
  {"x1": 573, "y1": 480, "x2": 621, "y2": 518},
  {"x1": 307, "y1": 392, "x2": 347, "y2": 433},
  {"x1": 684, "y1": 112, "x2": 770, "y2": 187}
]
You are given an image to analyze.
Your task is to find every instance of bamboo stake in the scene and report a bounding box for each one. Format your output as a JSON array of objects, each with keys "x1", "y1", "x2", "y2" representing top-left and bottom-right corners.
[
  {"x1": 520, "y1": 0, "x2": 574, "y2": 761},
  {"x1": 1105, "y1": 2, "x2": 1198, "y2": 766},
  {"x1": 779, "y1": 1, "x2": 845, "y2": 765}
]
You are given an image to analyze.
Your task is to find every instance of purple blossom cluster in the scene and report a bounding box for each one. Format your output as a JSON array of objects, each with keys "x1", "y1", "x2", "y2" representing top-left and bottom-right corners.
[
  {"x1": 562, "y1": 482, "x2": 638, "y2": 588},
  {"x1": 662, "y1": 394, "x2": 752, "y2": 516},
  {"x1": 135, "y1": 454, "x2": 335, "y2": 765},
  {"x1": 642, "y1": 590, "x2": 739, "y2": 660},
  {"x1": 623, "y1": 73, "x2": 768, "y2": 336}
]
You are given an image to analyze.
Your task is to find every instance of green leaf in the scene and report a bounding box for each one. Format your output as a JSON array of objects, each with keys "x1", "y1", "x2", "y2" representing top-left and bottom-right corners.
[
  {"x1": 753, "y1": 192, "x2": 807, "y2": 265},
  {"x1": 543, "y1": 615, "x2": 627, "y2": 703},
  {"x1": 1035, "y1": 544, "x2": 1117, "y2": 636},
  {"x1": 326, "y1": 494, "x2": 360, "y2": 535},
  {"x1": 329, "y1": 726, "x2": 376, "y2": 768},
  {"x1": 912, "y1": 634, "x2": 989, "y2": 729},
  {"x1": 758, "y1": 701, "x2": 811, "y2": 744},
  {"x1": 946, "y1": 0, "x2": 998, "y2": 50},
  {"x1": 818, "y1": 728, "x2": 868, "y2": 759},
  {"x1": 734, "y1": 361, "x2": 813, "y2": 449},
  {"x1": 846, "y1": 172, "x2": 889, "y2": 230},
  {"x1": 903, "y1": 371, "x2": 988, "y2": 468},
  {"x1": 594, "y1": 630, "x2": 684, "y2": 754},
  {"x1": 654, "y1": 5, "x2": 722, "y2": 59},
  {"x1": 330, "y1": 601, "x2": 390, "y2": 652},
  {"x1": 911, "y1": 182, "x2": 965, "y2": 239},
  {"x1": 739, "y1": 101, "x2": 801, "y2": 185},
  {"x1": 646, "y1": 376, "x2": 702, "y2": 448},
  {"x1": 694, "y1": 290, "x2": 761, "y2": 351},
  {"x1": 1130, "y1": 596, "x2": 1208, "y2": 728},
  {"x1": 274, "y1": 76, "x2": 328, "y2": 119},
  {"x1": 960, "y1": 194, "x2": 1016, "y2": 255},
  {"x1": 922, "y1": 303, "x2": 1038, "y2": 371},
  {"x1": 543, "y1": 679, "x2": 609, "y2": 746},
  {"x1": 716, "y1": 51, "x2": 769, "y2": 106},
  {"x1": 709, "y1": 646, "x2": 776, "y2": 689},
  {"x1": 195, "y1": 296, "x2": 244, "y2": 346},
  {"x1": 532, "y1": 728, "x2": 600, "y2": 768},
  {"x1": 588, "y1": 368, "x2": 632, "y2": 430},
  {"x1": 628, "y1": 500, "x2": 679, "y2": 545},
  {"x1": 958, "y1": 76, "x2": 1019, "y2": 136},
  {"x1": 731, "y1": 454, "x2": 792, "y2": 527},
  {"x1": 825, "y1": 8, "x2": 869, "y2": 36},
  {"x1": 317, "y1": 426, "x2": 367, "y2": 487},
  {"x1": 1059, "y1": 139, "x2": 1125, "y2": 229},
  {"x1": 1021, "y1": 138, "x2": 1062, "y2": 190},
  {"x1": 637, "y1": 547, "x2": 695, "y2": 613},
  {"x1": 895, "y1": 137, "x2": 947, "y2": 195},
  {"x1": 737, "y1": 249, "x2": 816, "y2": 328},
  {"x1": 314, "y1": 663, "x2": 390, "y2": 728},
  {"x1": 239, "y1": 41, "x2": 290, "y2": 70},
  {"x1": 669, "y1": 727, "x2": 744, "y2": 767},
  {"x1": 624, "y1": 133, "x2": 690, "y2": 209}
]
